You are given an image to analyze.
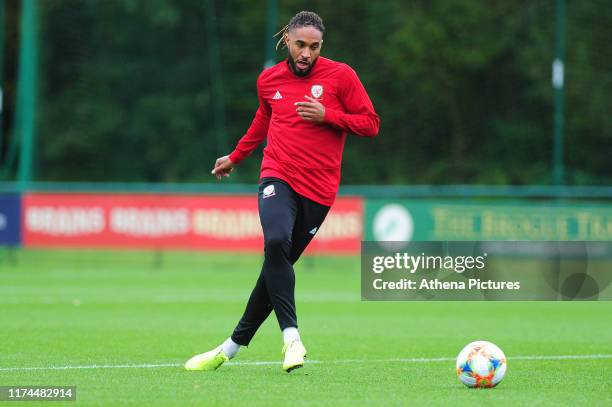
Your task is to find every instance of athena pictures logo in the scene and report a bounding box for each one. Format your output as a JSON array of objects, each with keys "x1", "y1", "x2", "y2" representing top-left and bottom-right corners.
[
  {"x1": 311, "y1": 85, "x2": 323, "y2": 99},
  {"x1": 373, "y1": 204, "x2": 414, "y2": 242}
]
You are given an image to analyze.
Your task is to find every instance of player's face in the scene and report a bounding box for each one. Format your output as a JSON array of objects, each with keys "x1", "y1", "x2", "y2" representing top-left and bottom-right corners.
[{"x1": 285, "y1": 26, "x2": 323, "y2": 77}]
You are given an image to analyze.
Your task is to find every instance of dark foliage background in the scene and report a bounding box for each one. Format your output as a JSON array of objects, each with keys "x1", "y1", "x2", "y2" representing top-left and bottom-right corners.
[{"x1": 6, "y1": 0, "x2": 611, "y2": 185}]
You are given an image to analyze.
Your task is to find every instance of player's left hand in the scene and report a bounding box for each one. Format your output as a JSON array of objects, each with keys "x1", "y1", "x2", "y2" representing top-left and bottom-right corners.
[{"x1": 295, "y1": 96, "x2": 325, "y2": 123}]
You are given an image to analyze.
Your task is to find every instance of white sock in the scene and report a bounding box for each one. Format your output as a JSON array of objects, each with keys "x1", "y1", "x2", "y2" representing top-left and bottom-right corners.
[
  {"x1": 282, "y1": 327, "x2": 301, "y2": 345},
  {"x1": 221, "y1": 338, "x2": 240, "y2": 359}
]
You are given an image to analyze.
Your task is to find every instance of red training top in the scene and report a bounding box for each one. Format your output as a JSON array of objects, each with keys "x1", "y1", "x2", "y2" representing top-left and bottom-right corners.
[{"x1": 228, "y1": 56, "x2": 380, "y2": 206}]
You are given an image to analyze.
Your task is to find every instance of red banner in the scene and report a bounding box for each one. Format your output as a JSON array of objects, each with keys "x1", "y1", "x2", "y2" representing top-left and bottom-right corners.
[{"x1": 22, "y1": 193, "x2": 362, "y2": 254}]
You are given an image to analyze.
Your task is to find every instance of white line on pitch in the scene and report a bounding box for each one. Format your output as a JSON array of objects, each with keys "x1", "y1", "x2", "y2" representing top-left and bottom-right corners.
[
  {"x1": 0, "y1": 363, "x2": 180, "y2": 371},
  {"x1": 1, "y1": 354, "x2": 611, "y2": 372}
]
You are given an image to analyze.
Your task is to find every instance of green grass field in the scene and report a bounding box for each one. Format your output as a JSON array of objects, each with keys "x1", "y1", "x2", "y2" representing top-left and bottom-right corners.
[{"x1": 1, "y1": 249, "x2": 611, "y2": 406}]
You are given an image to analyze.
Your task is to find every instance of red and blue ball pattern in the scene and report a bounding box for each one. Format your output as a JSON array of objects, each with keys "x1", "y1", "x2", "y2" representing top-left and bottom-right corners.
[{"x1": 456, "y1": 341, "x2": 507, "y2": 388}]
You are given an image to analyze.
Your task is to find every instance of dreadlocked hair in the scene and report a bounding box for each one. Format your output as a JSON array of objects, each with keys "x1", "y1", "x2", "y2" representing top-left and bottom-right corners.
[{"x1": 274, "y1": 11, "x2": 325, "y2": 50}]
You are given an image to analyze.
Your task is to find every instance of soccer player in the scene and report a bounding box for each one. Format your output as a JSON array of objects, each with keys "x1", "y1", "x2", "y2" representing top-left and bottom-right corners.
[{"x1": 185, "y1": 11, "x2": 379, "y2": 373}]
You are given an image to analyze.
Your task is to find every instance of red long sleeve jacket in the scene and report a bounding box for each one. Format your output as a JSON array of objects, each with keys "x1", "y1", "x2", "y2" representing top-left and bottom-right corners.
[{"x1": 229, "y1": 57, "x2": 380, "y2": 206}]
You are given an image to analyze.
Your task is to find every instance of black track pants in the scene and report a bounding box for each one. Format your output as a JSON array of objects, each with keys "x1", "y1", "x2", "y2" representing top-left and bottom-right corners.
[{"x1": 231, "y1": 178, "x2": 330, "y2": 346}]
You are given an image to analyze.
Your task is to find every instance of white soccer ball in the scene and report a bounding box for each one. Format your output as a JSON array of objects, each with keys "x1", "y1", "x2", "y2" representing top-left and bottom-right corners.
[{"x1": 456, "y1": 340, "x2": 507, "y2": 388}]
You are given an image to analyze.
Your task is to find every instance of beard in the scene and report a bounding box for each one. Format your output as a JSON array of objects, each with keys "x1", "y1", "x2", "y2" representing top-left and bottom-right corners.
[{"x1": 287, "y1": 54, "x2": 317, "y2": 77}]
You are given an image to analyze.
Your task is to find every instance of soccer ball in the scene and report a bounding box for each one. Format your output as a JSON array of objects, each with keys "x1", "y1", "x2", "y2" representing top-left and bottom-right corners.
[{"x1": 456, "y1": 340, "x2": 506, "y2": 388}]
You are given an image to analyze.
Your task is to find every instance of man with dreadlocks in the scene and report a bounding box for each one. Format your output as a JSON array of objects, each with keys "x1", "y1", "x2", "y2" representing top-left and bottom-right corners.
[{"x1": 185, "y1": 11, "x2": 379, "y2": 373}]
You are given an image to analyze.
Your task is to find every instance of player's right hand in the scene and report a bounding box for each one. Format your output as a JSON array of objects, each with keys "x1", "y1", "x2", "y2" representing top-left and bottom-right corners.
[{"x1": 211, "y1": 155, "x2": 234, "y2": 180}]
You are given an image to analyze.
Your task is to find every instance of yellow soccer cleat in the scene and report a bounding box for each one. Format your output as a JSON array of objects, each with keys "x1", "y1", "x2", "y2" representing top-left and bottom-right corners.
[
  {"x1": 282, "y1": 340, "x2": 307, "y2": 373},
  {"x1": 184, "y1": 348, "x2": 229, "y2": 371}
]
